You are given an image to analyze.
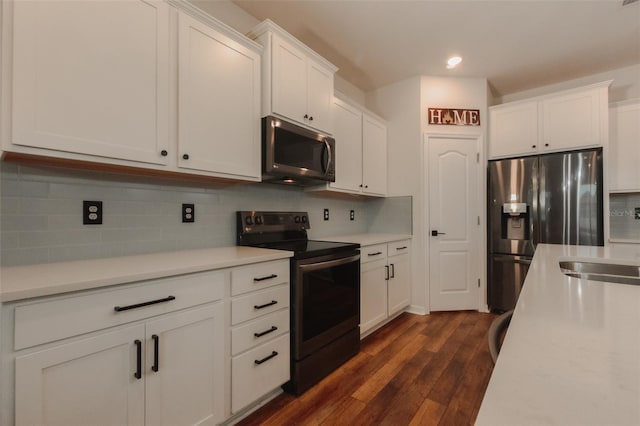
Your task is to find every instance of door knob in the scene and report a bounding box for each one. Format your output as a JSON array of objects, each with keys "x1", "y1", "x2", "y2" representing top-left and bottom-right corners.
[{"x1": 431, "y1": 230, "x2": 446, "y2": 236}]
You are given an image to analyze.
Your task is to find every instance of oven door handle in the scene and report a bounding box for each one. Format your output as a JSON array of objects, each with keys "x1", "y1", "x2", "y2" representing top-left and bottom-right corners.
[{"x1": 298, "y1": 254, "x2": 360, "y2": 272}]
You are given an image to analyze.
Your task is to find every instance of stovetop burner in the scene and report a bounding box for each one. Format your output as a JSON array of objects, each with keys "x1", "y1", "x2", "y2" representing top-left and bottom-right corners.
[{"x1": 236, "y1": 211, "x2": 359, "y2": 259}]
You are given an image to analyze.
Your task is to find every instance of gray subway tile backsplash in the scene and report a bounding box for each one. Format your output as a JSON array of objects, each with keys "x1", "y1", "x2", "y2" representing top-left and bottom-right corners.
[{"x1": 0, "y1": 163, "x2": 413, "y2": 266}]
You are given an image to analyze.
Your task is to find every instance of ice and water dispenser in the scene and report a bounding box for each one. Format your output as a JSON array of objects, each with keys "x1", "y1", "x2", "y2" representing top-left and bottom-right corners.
[{"x1": 501, "y1": 203, "x2": 530, "y2": 241}]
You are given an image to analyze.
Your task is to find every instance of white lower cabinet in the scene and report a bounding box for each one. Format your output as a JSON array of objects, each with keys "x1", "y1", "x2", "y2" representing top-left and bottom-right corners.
[
  {"x1": 8, "y1": 269, "x2": 227, "y2": 426},
  {"x1": 229, "y1": 260, "x2": 291, "y2": 414},
  {"x1": 360, "y1": 240, "x2": 411, "y2": 336}
]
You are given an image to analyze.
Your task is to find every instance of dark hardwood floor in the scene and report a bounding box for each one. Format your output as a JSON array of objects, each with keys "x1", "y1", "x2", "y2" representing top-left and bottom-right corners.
[{"x1": 238, "y1": 311, "x2": 497, "y2": 426}]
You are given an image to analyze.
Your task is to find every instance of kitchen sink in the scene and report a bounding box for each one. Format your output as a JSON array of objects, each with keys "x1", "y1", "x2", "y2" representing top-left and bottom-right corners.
[{"x1": 559, "y1": 260, "x2": 640, "y2": 286}]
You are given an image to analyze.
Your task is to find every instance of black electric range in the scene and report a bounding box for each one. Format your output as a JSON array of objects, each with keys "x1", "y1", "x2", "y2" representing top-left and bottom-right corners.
[{"x1": 236, "y1": 211, "x2": 361, "y2": 395}]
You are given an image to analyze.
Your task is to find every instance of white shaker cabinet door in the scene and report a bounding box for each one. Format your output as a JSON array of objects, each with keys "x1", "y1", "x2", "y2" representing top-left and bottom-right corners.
[
  {"x1": 362, "y1": 114, "x2": 388, "y2": 196},
  {"x1": 271, "y1": 35, "x2": 308, "y2": 125},
  {"x1": 11, "y1": 0, "x2": 170, "y2": 165},
  {"x1": 330, "y1": 98, "x2": 363, "y2": 192},
  {"x1": 387, "y1": 251, "x2": 411, "y2": 317},
  {"x1": 178, "y1": 12, "x2": 261, "y2": 180},
  {"x1": 489, "y1": 101, "x2": 538, "y2": 158},
  {"x1": 609, "y1": 101, "x2": 640, "y2": 191},
  {"x1": 15, "y1": 325, "x2": 145, "y2": 426},
  {"x1": 145, "y1": 303, "x2": 225, "y2": 426},
  {"x1": 360, "y1": 259, "x2": 388, "y2": 335},
  {"x1": 306, "y1": 60, "x2": 334, "y2": 132}
]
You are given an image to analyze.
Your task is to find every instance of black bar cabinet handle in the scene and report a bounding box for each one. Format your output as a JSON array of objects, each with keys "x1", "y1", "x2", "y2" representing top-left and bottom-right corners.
[
  {"x1": 368, "y1": 251, "x2": 383, "y2": 256},
  {"x1": 390, "y1": 263, "x2": 395, "y2": 279},
  {"x1": 385, "y1": 265, "x2": 389, "y2": 280},
  {"x1": 254, "y1": 351, "x2": 278, "y2": 365},
  {"x1": 253, "y1": 274, "x2": 278, "y2": 282},
  {"x1": 114, "y1": 296, "x2": 176, "y2": 312},
  {"x1": 134, "y1": 340, "x2": 142, "y2": 380},
  {"x1": 152, "y1": 334, "x2": 159, "y2": 372},
  {"x1": 396, "y1": 246, "x2": 408, "y2": 250},
  {"x1": 254, "y1": 300, "x2": 278, "y2": 310},
  {"x1": 254, "y1": 326, "x2": 278, "y2": 338}
]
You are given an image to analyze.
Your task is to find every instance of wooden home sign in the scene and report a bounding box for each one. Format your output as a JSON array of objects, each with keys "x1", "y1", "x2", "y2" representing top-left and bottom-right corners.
[{"x1": 428, "y1": 108, "x2": 480, "y2": 126}]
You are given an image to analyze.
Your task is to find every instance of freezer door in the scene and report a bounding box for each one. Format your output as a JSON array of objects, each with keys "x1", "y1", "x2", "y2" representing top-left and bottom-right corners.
[
  {"x1": 488, "y1": 254, "x2": 531, "y2": 312},
  {"x1": 488, "y1": 156, "x2": 537, "y2": 256},
  {"x1": 538, "y1": 148, "x2": 604, "y2": 246}
]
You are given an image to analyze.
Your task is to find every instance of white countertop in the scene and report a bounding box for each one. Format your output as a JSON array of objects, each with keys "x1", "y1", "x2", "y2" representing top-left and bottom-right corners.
[
  {"x1": 0, "y1": 246, "x2": 293, "y2": 303},
  {"x1": 321, "y1": 233, "x2": 412, "y2": 246},
  {"x1": 476, "y1": 243, "x2": 640, "y2": 426}
]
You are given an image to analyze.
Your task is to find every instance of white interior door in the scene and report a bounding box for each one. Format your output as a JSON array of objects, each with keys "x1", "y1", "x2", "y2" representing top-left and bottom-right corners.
[{"x1": 427, "y1": 134, "x2": 481, "y2": 311}]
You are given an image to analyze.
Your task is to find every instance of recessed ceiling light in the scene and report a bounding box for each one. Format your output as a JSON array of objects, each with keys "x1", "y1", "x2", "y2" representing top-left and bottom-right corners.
[{"x1": 447, "y1": 56, "x2": 462, "y2": 69}]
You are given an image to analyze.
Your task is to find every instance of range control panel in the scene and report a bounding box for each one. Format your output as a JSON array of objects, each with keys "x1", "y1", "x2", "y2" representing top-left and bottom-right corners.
[{"x1": 237, "y1": 211, "x2": 310, "y2": 235}]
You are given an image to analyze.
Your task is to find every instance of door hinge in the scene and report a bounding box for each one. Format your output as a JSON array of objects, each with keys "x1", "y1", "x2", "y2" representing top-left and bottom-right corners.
[
  {"x1": 476, "y1": 152, "x2": 480, "y2": 163},
  {"x1": 477, "y1": 278, "x2": 481, "y2": 288}
]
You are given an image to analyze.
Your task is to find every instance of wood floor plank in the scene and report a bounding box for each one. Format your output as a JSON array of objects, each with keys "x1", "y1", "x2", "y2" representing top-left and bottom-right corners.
[
  {"x1": 237, "y1": 311, "x2": 497, "y2": 426},
  {"x1": 408, "y1": 399, "x2": 447, "y2": 426}
]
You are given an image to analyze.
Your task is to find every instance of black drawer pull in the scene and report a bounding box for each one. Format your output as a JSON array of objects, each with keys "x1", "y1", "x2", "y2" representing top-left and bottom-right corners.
[
  {"x1": 152, "y1": 334, "x2": 159, "y2": 372},
  {"x1": 254, "y1": 326, "x2": 278, "y2": 338},
  {"x1": 114, "y1": 296, "x2": 176, "y2": 312},
  {"x1": 254, "y1": 300, "x2": 278, "y2": 310},
  {"x1": 253, "y1": 274, "x2": 278, "y2": 282},
  {"x1": 396, "y1": 246, "x2": 408, "y2": 250},
  {"x1": 134, "y1": 340, "x2": 142, "y2": 380},
  {"x1": 254, "y1": 351, "x2": 278, "y2": 365},
  {"x1": 368, "y1": 251, "x2": 383, "y2": 256}
]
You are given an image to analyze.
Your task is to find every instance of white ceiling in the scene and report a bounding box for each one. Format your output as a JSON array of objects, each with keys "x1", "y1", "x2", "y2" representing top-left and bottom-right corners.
[{"x1": 231, "y1": 0, "x2": 640, "y2": 98}]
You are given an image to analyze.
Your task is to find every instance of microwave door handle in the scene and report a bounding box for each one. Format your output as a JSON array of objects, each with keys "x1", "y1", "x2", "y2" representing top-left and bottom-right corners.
[{"x1": 323, "y1": 139, "x2": 332, "y2": 176}]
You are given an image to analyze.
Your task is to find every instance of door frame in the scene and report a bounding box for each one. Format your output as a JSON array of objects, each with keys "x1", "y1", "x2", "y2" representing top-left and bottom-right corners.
[{"x1": 422, "y1": 132, "x2": 487, "y2": 312}]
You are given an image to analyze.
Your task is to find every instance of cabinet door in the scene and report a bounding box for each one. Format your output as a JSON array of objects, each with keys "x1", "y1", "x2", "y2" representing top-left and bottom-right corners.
[
  {"x1": 271, "y1": 36, "x2": 307, "y2": 125},
  {"x1": 609, "y1": 102, "x2": 640, "y2": 191},
  {"x1": 11, "y1": 0, "x2": 169, "y2": 165},
  {"x1": 178, "y1": 13, "x2": 261, "y2": 180},
  {"x1": 489, "y1": 101, "x2": 538, "y2": 158},
  {"x1": 541, "y1": 88, "x2": 602, "y2": 152},
  {"x1": 15, "y1": 325, "x2": 145, "y2": 426},
  {"x1": 362, "y1": 114, "x2": 388, "y2": 196},
  {"x1": 330, "y1": 98, "x2": 363, "y2": 192},
  {"x1": 145, "y1": 303, "x2": 225, "y2": 426},
  {"x1": 387, "y1": 253, "x2": 410, "y2": 317},
  {"x1": 306, "y1": 60, "x2": 334, "y2": 133},
  {"x1": 360, "y1": 259, "x2": 388, "y2": 335}
]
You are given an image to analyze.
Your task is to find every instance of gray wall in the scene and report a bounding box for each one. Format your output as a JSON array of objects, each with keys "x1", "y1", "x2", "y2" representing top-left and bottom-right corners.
[{"x1": 0, "y1": 163, "x2": 411, "y2": 266}]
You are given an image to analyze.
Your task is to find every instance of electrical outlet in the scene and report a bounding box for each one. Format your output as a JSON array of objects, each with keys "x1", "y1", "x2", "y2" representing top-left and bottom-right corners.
[
  {"x1": 182, "y1": 203, "x2": 195, "y2": 223},
  {"x1": 635, "y1": 207, "x2": 640, "y2": 220},
  {"x1": 350, "y1": 210, "x2": 355, "y2": 221},
  {"x1": 83, "y1": 201, "x2": 103, "y2": 225},
  {"x1": 323, "y1": 208, "x2": 329, "y2": 221}
]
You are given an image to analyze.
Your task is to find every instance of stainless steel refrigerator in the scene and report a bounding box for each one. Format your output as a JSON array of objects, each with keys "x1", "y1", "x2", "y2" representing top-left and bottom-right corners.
[{"x1": 488, "y1": 148, "x2": 604, "y2": 311}]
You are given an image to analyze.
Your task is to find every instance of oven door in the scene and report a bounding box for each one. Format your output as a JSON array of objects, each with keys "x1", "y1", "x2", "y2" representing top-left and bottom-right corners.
[{"x1": 293, "y1": 251, "x2": 360, "y2": 360}]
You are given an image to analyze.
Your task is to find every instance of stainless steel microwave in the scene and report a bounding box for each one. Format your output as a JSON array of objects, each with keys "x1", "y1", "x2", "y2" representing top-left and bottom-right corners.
[{"x1": 262, "y1": 116, "x2": 335, "y2": 186}]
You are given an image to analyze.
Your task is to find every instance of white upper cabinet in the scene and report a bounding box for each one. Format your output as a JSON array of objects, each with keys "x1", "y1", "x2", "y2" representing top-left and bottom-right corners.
[
  {"x1": 249, "y1": 20, "x2": 337, "y2": 134},
  {"x1": 489, "y1": 101, "x2": 538, "y2": 158},
  {"x1": 2, "y1": 1, "x2": 262, "y2": 182},
  {"x1": 489, "y1": 81, "x2": 611, "y2": 159},
  {"x1": 609, "y1": 100, "x2": 640, "y2": 192},
  {"x1": 9, "y1": 0, "x2": 170, "y2": 165},
  {"x1": 311, "y1": 95, "x2": 387, "y2": 197},
  {"x1": 362, "y1": 113, "x2": 388, "y2": 196},
  {"x1": 177, "y1": 12, "x2": 261, "y2": 181},
  {"x1": 330, "y1": 98, "x2": 363, "y2": 192}
]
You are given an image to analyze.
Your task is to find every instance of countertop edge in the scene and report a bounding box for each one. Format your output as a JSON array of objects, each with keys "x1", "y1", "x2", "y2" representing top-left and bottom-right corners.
[
  {"x1": 321, "y1": 233, "x2": 413, "y2": 246},
  {"x1": 1, "y1": 247, "x2": 293, "y2": 303}
]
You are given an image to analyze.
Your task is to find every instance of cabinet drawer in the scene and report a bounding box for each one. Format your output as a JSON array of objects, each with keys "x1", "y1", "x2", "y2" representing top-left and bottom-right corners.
[
  {"x1": 231, "y1": 333, "x2": 290, "y2": 413},
  {"x1": 231, "y1": 260, "x2": 289, "y2": 296},
  {"x1": 388, "y1": 240, "x2": 411, "y2": 257},
  {"x1": 231, "y1": 308, "x2": 290, "y2": 356},
  {"x1": 360, "y1": 244, "x2": 387, "y2": 263},
  {"x1": 231, "y1": 284, "x2": 289, "y2": 325},
  {"x1": 14, "y1": 270, "x2": 225, "y2": 350}
]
